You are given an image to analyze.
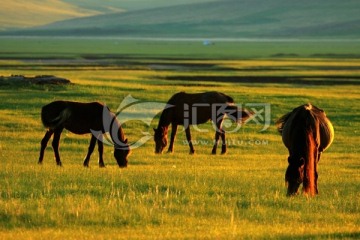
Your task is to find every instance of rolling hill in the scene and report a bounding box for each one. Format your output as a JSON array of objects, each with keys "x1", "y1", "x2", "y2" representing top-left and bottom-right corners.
[
  {"x1": 0, "y1": 0, "x2": 100, "y2": 30},
  {"x1": 2, "y1": 0, "x2": 360, "y2": 39},
  {"x1": 0, "y1": 0, "x2": 212, "y2": 30}
]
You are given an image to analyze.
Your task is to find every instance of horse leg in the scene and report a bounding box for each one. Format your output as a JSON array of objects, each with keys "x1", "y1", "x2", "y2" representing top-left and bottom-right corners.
[
  {"x1": 185, "y1": 127, "x2": 195, "y2": 154},
  {"x1": 38, "y1": 130, "x2": 54, "y2": 164},
  {"x1": 315, "y1": 151, "x2": 322, "y2": 194},
  {"x1": 221, "y1": 130, "x2": 227, "y2": 154},
  {"x1": 83, "y1": 135, "x2": 97, "y2": 167},
  {"x1": 97, "y1": 139, "x2": 105, "y2": 168},
  {"x1": 168, "y1": 124, "x2": 178, "y2": 153},
  {"x1": 212, "y1": 118, "x2": 225, "y2": 155},
  {"x1": 212, "y1": 131, "x2": 220, "y2": 155},
  {"x1": 52, "y1": 128, "x2": 63, "y2": 166},
  {"x1": 314, "y1": 161, "x2": 319, "y2": 194}
]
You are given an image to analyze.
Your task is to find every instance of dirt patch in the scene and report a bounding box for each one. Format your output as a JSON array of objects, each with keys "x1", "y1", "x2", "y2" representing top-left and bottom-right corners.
[{"x1": 0, "y1": 75, "x2": 72, "y2": 85}]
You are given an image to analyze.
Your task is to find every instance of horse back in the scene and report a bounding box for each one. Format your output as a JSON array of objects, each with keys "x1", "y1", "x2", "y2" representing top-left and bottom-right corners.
[
  {"x1": 167, "y1": 91, "x2": 234, "y2": 124},
  {"x1": 41, "y1": 101, "x2": 106, "y2": 134},
  {"x1": 279, "y1": 104, "x2": 334, "y2": 152}
]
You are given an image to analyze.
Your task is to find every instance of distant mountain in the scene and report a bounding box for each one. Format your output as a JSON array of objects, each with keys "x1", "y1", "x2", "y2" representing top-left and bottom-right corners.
[{"x1": 2, "y1": 0, "x2": 360, "y2": 39}]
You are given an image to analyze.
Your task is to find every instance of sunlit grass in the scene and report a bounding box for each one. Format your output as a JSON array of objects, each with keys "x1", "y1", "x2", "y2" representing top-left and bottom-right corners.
[{"x1": 0, "y1": 52, "x2": 359, "y2": 239}]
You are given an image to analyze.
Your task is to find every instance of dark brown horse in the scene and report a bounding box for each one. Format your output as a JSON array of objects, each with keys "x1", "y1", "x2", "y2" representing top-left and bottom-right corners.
[
  {"x1": 276, "y1": 103, "x2": 334, "y2": 196},
  {"x1": 38, "y1": 101, "x2": 130, "y2": 168},
  {"x1": 154, "y1": 91, "x2": 252, "y2": 154}
]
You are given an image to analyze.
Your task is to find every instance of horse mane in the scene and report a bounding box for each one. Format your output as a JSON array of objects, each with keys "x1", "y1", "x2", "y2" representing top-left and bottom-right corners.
[
  {"x1": 156, "y1": 93, "x2": 180, "y2": 129},
  {"x1": 109, "y1": 111, "x2": 127, "y2": 145},
  {"x1": 275, "y1": 111, "x2": 292, "y2": 134},
  {"x1": 282, "y1": 103, "x2": 320, "y2": 196}
]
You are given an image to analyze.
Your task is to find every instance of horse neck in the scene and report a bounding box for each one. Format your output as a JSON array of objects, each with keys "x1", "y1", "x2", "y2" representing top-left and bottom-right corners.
[
  {"x1": 110, "y1": 116, "x2": 126, "y2": 144},
  {"x1": 303, "y1": 129, "x2": 317, "y2": 196},
  {"x1": 157, "y1": 107, "x2": 172, "y2": 130}
]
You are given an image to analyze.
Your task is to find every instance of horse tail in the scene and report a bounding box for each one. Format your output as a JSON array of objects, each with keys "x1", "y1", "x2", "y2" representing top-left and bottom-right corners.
[
  {"x1": 225, "y1": 105, "x2": 253, "y2": 123},
  {"x1": 302, "y1": 106, "x2": 319, "y2": 196},
  {"x1": 41, "y1": 101, "x2": 71, "y2": 129},
  {"x1": 303, "y1": 128, "x2": 317, "y2": 196},
  {"x1": 276, "y1": 112, "x2": 292, "y2": 134}
]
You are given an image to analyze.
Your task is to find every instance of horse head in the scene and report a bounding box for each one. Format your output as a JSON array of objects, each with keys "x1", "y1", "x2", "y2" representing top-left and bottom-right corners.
[
  {"x1": 153, "y1": 127, "x2": 168, "y2": 154},
  {"x1": 113, "y1": 139, "x2": 130, "y2": 168},
  {"x1": 285, "y1": 156, "x2": 305, "y2": 196}
]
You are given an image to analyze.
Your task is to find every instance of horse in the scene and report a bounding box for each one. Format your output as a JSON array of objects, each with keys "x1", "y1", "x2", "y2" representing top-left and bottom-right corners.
[
  {"x1": 38, "y1": 101, "x2": 130, "y2": 168},
  {"x1": 154, "y1": 91, "x2": 252, "y2": 154},
  {"x1": 276, "y1": 103, "x2": 334, "y2": 196}
]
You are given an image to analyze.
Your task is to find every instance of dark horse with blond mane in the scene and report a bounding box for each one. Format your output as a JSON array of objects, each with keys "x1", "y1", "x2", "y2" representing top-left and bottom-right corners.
[
  {"x1": 38, "y1": 101, "x2": 130, "y2": 168},
  {"x1": 154, "y1": 91, "x2": 252, "y2": 154},
  {"x1": 276, "y1": 103, "x2": 334, "y2": 196}
]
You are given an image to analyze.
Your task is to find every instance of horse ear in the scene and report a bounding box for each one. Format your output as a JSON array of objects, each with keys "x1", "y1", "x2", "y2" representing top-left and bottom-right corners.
[{"x1": 124, "y1": 138, "x2": 128, "y2": 144}]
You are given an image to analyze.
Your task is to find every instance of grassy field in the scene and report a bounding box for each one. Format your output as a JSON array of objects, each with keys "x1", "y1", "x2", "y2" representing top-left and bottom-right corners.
[{"x1": 0, "y1": 38, "x2": 359, "y2": 239}]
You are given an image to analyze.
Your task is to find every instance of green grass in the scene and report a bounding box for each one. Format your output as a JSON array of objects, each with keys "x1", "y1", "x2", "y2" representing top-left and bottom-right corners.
[
  {"x1": 0, "y1": 39, "x2": 359, "y2": 239},
  {"x1": 1, "y1": 38, "x2": 360, "y2": 59}
]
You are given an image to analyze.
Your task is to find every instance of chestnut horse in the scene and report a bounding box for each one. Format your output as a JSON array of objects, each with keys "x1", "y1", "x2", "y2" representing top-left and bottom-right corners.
[
  {"x1": 276, "y1": 103, "x2": 334, "y2": 196},
  {"x1": 154, "y1": 91, "x2": 252, "y2": 154},
  {"x1": 38, "y1": 101, "x2": 130, "y2": 168}
]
